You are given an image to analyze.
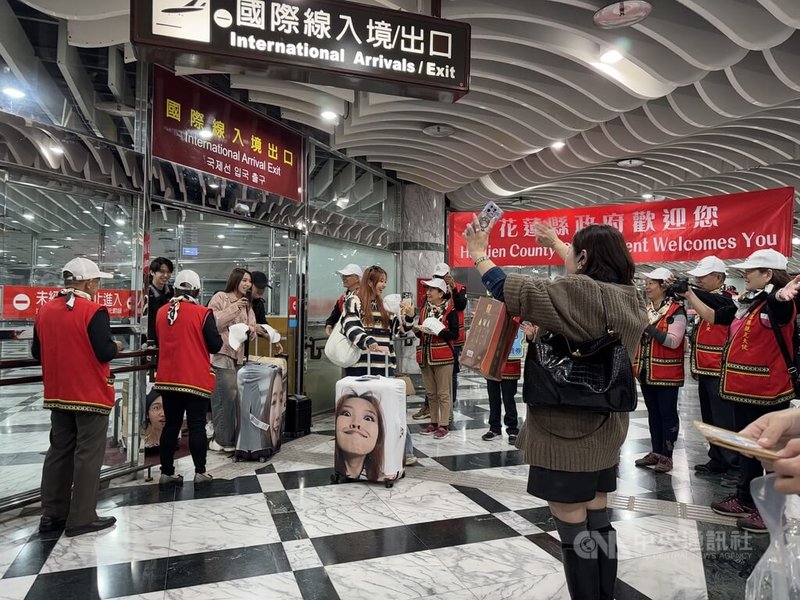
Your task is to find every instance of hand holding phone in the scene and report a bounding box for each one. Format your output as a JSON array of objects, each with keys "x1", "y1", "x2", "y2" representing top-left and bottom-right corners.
[{"x1": 477, "y1": 201, "x2": 504, "y2": 230}]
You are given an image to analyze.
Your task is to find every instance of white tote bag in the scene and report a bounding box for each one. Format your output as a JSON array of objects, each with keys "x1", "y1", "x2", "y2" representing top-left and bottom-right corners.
[{"x1": 324, "y1": 310, "x2": 361, "y2": 368}]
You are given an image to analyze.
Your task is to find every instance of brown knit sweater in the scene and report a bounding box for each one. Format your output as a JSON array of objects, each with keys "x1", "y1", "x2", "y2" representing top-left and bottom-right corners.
[{"x1": 504, "y1": 273, "x2": 647, "y2": 472}]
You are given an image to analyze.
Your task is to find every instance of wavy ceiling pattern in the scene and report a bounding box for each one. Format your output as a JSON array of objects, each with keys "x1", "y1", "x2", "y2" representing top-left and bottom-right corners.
[{"x1": 16, "y1": 0, "x2": 800, "y2": 271}]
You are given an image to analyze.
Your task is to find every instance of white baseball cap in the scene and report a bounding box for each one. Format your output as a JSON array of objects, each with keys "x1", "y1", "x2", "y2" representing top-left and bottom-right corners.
[
  {"x1": 174, "y1": 269, "x2": 201, "y2": 290},
  {"x1": 641, "y1": 267, "x2": 674, "y2": 281},
  {"x1": 63, "y1": 257, "x2": 113, "y2": 281},
  {"x1": 687, "y1": 256, "x2": 727, "y2": 277},
  {"x1": 336, "y1": 263, "x2": 363, "y2": 277},
  {"x1": 433, "y1": 262, "x2": 450, "y2": 277},
  {"x1": 422, "y1": 279, "x2": 448, "y2": 294},
  {"x1": 732, "y1": 249, "x2": 788, "y2": 270}
]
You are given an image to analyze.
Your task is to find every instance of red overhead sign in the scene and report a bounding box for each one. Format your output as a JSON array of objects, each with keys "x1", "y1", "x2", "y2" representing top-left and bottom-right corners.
[
  {"x1": 152, "y1": 66, "x2": 303, "y2": 202},
  {"x1": 448, "y1": 188, "x2": 795, "y2": 267},
  {"x1": 2, "y1": 287, "x2": 135, "y2": 320}
]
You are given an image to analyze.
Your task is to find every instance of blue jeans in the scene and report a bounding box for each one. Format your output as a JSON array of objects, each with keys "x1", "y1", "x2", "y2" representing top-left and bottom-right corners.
[{"x1": 405, "y1": 427, "x2": 414, "y2": 457}]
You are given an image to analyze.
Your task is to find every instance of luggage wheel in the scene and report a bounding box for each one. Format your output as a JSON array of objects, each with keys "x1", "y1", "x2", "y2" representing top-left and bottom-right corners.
[
  {"x1": 331, "y1": 473, "x2": 341, "y2": 484},
  {"x1": 233, "y1": 457, "x2": 240, "y2": 463},
  {"x1": 384, "y1": 480, "x2": 393, "y2": 489},
  {"x1": 258, "y1": 456, "x2": 267, "y2": 463}
]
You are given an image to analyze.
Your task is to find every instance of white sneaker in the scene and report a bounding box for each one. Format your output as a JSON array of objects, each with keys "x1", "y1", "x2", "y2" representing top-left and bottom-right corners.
[
  {"x1": 205, "y1": 423, "x2": 214, "y2": 439},
  {"x1": 209, "y1": 440, "x2": 225, "y2": 452},
  {"x1": 223, "y1": 446, "x2": 236, "y2": 452}
]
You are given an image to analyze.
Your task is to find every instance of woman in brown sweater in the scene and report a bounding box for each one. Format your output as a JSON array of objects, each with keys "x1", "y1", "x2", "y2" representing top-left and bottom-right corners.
[{"x1": 465, "y1": 217, "x2": 647, "y2": 600}]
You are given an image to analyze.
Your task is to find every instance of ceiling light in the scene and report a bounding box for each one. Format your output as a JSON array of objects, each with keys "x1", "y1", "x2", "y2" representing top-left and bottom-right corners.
[
  {"x1": 199, "y1": 129, "x2": 213, "y2": 139},
  {"x1": 49, "y1": 145, "x2": 64, "y2": 155},
  {"x1": 641, "y1": 193, "x2": 653, "y2": 200},
  {"x1": 208, "y1": 182, "x2": 220, "y2": 189},
  {"x1": 65, "y1": 236, "x2": 73, "y2": 241},
  {"x1": 282, "y1": 234, "x2": 289, "y2": 239},
  {"x1": 320, "y1": 110, "x2": 338, "y2": 121},
  {"x1": 551, "y1": 141, "x2": 566, "y2": 150},
  {"x1": 275, "y1": 243, "x2": 281, "y2": 247},
  {"x1": 95, "y1": 206, "x2": 103, "y2": 211},
  {"x1": 376, "y1": 243, "x2": 382, "y2": 247},
  {"x1": 793, "y1": 237, "x2": 800, "y2": 246},
  {"x1": 311, "y1": 220, "x2": 318, "y2": 225},
  {"x1": 103, "y1": 223, "x2": 111, "y2": 227},
  {"x1": 3, "y1": 87, "x2": 25, "y2": 99},
  {"x1": 217, "y1": 234, "x2": 225, "y2": 239},
  {"x1": 617, "y1": 158, "x2": 645, "y2": 168},
  {"x1": 422, "y1": 124, "x2": 456, "y2": 138},
  {"x1": 115, "y1": 218, "x2": 126, "y2": 226},
  {"x1": 166, "y1": 228, "x2": 174, "y2": 232},
  {"x1": 82, "y1": 209, "x2": 91, "y2": 214},
  {"x1": 593, "y1": 1, "x2": 653, "y2": 29},
  {"x1": 221, "y1": 245, "x2": 238, "y2": 249},
  {"x1": 600, "y1": 49, "x2": 623, "y2": 64},
  {"x1": 116, "y1": 231, "x2": 124, "y2": 236},
  {"x1": 22, "y1": 213, "x2": 34, "y2": 220}
]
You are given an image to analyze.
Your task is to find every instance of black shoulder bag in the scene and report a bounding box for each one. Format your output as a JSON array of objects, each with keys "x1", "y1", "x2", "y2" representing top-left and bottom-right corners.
[
  {"x1": 524, "y1": 286, "x2": 637, "y2": 412},
  {"x1": 766, "y1": 305, "x2": 800, "y2": 396}
]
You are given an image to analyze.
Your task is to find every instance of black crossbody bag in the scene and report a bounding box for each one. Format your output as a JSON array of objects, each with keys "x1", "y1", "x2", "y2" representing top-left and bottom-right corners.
[{"x1": 524, "y1": 287, "x2": 637, "y2": 412}]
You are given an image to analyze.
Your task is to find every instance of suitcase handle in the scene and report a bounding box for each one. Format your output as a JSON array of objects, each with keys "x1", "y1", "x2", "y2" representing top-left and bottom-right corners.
[{"x1": 365, "y1": 351, "x2": 391, "y2": 377}]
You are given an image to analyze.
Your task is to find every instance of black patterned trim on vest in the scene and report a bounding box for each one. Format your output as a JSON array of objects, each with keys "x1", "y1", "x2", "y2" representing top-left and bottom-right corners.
[
  {"x1": 44, "y1": 400, "x2": 111, "y2": 416},
  {"x1": 153, "y1": 383, "x2": 213, "y2": 399}
]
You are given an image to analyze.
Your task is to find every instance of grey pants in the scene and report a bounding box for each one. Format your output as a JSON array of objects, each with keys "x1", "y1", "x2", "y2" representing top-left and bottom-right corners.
[
  {"x1": 210, "y1": 365, "x2": 240, "y2": 447},
  {"x1": 40, "y1": 409, "x2": 109, "y2": 528}
]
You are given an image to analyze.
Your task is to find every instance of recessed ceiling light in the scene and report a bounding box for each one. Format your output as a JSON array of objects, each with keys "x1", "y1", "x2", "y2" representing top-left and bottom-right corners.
[
  {"x1": 124, "y1": 240, "x2": 132, "y2": 245},
  {"x1": 221, "y1": 245, "x2": 238, "y2": 249},
  {"x1": 11, "y1": 220, "x2": 19, "y2": 223},
  {"x1": 600, "y1": 49, "x2": 623, "y2": 64},
  {"x1": 217, "y1": 234, "x2": 225, "y2": 239},
  {"x1": 793, "y1": 236, "x2": 800, "y2": 246},
  {"x1": 320, "y1": 110, "x2": 338, "y2": 121},
  {"x1": 82, "y1": 209, "x2": 91, "y2": 214},
  {"x1": 95, "y1": 206, "x2": 103, "y2": 211},
  {"x1": 166, "y1": 228, "x2": 174, "y2": 232},
  {"x1": 3, "y1": 87, "x2": 24, "y2": 99},
  {"x1": 282, "y1": 234, "x2": 289, "y2": 239},
  {"x1": 22, "y1": 213, "x2": 34, "y2": 220},
  {"x1": 642, "y1": 193, "x2": 654, "y2": 200},
  {"x1": 65, "y1": 236, "x2": 73, "y2": 241},
  {"x1": 311, "y1": 220, "x2": 318, "y2": 225},
  {"x1": 115, "y1": 218, "x2": 125, "y2": 225},
  {"x1": 551, "y1": 141, "x2": 566, "y2": 150},
  {"x1": 208, "y1": 182, "x2": 220, "y2": 189},
  {"x1": 275, "y1": 243, "x2": 281, "y2": 247},
  {"x1": 617, "y1": 158, "x2": 645, "y2": 168},
  {"x1": 199, "y1": 129, "x2": 213, "y2": 139},
  {"x1": 116, "y1": 231, "x2": 124, "y2": 236}
]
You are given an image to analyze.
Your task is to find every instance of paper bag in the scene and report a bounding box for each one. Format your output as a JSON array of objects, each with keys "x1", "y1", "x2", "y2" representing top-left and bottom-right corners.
[{"x1": 460, "y1": 297, "x2": 519, "y2": 381}]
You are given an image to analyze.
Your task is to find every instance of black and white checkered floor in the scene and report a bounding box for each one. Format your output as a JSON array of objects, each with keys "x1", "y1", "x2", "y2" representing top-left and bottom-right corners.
[{"x1": 0, "y1": 372, "x2": 782, "y2": 600}]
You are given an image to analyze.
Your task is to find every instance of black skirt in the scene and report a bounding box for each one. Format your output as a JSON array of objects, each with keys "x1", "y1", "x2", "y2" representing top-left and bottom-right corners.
[{"x1": 527, "y1": 465, "x2": 617, "y2": 503}]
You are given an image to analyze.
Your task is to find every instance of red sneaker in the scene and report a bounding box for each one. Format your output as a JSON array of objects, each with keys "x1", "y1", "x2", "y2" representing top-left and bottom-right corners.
[
  {"x1": 420, "y1": 424, "x2": 437, "y2": 436},
  {"x1": 711, "y1": 495, "x2": 753, "y2": 517},
  {"x1": 433, "y1": 427, "x2": 450, "y2": 439},
  {"x1": 737, "y1": 509, "x2": 768, "y2": 534}
]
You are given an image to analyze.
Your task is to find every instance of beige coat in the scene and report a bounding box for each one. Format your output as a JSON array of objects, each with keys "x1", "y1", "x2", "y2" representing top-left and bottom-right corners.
[{"x1": 208, "y1": 291, "x2": 256, "y2": 367}]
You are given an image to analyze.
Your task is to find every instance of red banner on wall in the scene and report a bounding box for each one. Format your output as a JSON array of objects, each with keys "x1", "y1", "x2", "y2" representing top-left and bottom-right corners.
[
  {"x1": 152, "y1": 66, "x2": 303, "y2": 202},
  {"x1": 2, "y1": 286, "x2": 134, "y2": 320},
  {"x1": 448, "y1": 188, "x2": 795, "y2": 267}
]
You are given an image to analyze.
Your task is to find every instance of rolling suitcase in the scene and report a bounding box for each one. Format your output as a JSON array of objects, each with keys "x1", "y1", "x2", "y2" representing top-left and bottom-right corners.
[
  {"x1": 285, "y1": 394, "x2": 312, "y2": 437},
  {"x1": 234, "y1": 338, "x2": 287, "y2": 462},
  {"x1": 332, "y1": 355, "x2": 406, "y2": 488}
]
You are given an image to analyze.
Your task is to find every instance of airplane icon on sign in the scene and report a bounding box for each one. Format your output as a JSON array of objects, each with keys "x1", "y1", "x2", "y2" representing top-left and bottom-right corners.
[{"x1": 152, "y1": 0, "x2": 211, "y2": 42}]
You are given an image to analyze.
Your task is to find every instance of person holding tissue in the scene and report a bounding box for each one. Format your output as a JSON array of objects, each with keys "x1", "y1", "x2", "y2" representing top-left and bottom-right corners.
[{"x1": 414, "y1": 279, "x2": 460, "y2": 440}]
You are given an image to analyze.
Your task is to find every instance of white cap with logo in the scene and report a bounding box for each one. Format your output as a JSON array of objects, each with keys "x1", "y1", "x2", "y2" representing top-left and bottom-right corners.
[
  {"x1": 433, "y1": 262, "x2": 450, "y2": 277},
  {"x1": 732, "y1": 249, "x2": 788, "y2": 270},
  {"x1": 640, "y1": 267, "x2": 674, "y2": 281},
  {"x1": 62, "y1": 257, "x2": 113, "y2": 281},
  {"x1": 687, "y1": 256, "x2": 727, "y2": 277},
  {"x1": 422, "y1": 279, "x2": 448, "y2": 294},
  {"x1": 174, "y1": 269, "x2": 201, "y2": 291},
  {"x1": 336, "y1": 263, "x2": 363, "y2": 277}
]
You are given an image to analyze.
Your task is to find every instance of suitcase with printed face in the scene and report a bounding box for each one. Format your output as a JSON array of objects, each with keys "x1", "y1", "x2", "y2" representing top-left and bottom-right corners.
[
  {"x1": 234, "y1": 338, "x2": 287, "y2": 462},
  {"x1": 332, "y1": 356, "x2": 407, "y2": 488}
]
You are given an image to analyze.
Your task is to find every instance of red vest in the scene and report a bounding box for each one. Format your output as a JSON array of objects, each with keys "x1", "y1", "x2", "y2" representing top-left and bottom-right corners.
[
  {"x1": 691, "y1": 317, "x2": 729, "y2": 376},
  {"x1": 416, "y1": 303, "x2": 456, "y2": 366},
  {"x1": 635, "y1": 302, "x2": 685, "y2": 386},
  {"x1": 36, "y1": 295, "x2": 115, "y2": 413},
  {"x1": 501, "y1": 357, "x2": 521, "y2": 380},
  {"x1": 453, "y1": 283, "x2": 466, "y2": 348},
  {"x1": 155, "y1": 300, "x2": 216, "y2": 398},
  {"x1": 720, "y1": 301, "x2": 796, "y2": 406}
]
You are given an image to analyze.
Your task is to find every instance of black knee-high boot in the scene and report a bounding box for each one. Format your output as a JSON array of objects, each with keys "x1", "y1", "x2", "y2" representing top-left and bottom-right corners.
[
  {"x1": 588, "y1": 509, "x2": 618, "y2": 600},
  {"x1": 554, "y1": 517, "x2": 600, "y2": 599}
]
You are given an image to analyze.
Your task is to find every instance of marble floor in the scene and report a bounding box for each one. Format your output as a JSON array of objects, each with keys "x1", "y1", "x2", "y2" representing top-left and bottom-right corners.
[{"x1": 0, "y1": 370, "x2": 781, "y2": 600}]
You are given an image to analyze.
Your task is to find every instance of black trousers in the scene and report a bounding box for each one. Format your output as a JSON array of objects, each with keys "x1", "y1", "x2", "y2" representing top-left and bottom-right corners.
[
  {"x1": 640, "y1": 383, "x2": 680, "y2": 458},
  {"x1": 733, "y1": 400, "x2": 790, "y2": 506},
  {"x1": 451, "y1": 346, "x2": 461, "y2": 410},
  {"x1": 40, "y1": 409, "x2": 109, "y2": 528},
  {"x1": 160, "y1": 390, "x2": 209, "y2": 475},
  {"x1": 487, "y1": 379, "x2": 519, "y2": 434},
  {"x1": 697, "y1": 375, "x2": 739, "y2": 473}
]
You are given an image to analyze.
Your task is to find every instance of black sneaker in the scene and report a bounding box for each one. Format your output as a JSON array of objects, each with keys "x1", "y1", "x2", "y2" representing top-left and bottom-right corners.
[
  {"x1": 481, "y1": 431, "x2": 501, "y2": 441},
  {"x1": 695, "y1": 462, "x2": 726, "y2": 475}
]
